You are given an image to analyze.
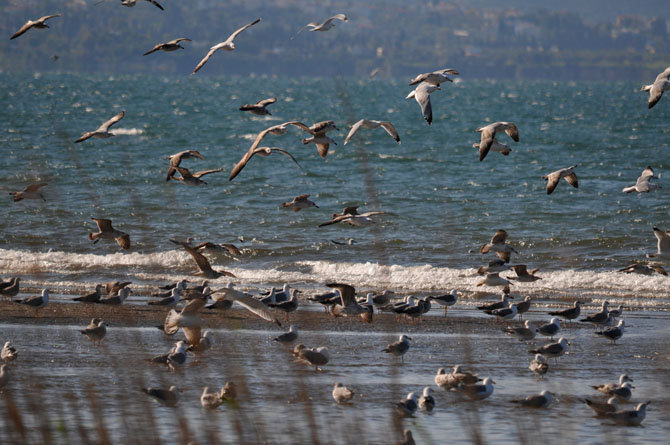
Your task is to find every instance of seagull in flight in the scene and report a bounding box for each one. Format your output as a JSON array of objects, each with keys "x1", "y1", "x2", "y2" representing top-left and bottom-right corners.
[
  {"x1": 294, "y1": 14, "x2": 348, "y2": 38},
  {"x1": 318, "y1": 206, "x2": 386, "y2": 227},
  {"x1": 647, "y1": 226, "x2": 670, "y2": 258},
  {"x1": 10, "y1": 14, "x2": 61, "y2": 40},
  {"x1": 406, "y1": 82, "x2": 440, "y2": 125},
  {"x1": 170, "y1": 239, "x2": 237, "y2": 279},
  {"x1": 120, "y1": 0, "x2": 164, "y2": 11},
  {"x1": 143, "y1": 38, "x2": 191, "y2": 56},
  {"x1": 642, "y1": 66, "x2": 670, "y2": 109},
  {"x1": 622, "y1": 166, "x2": 660, "y2": 193},
  {"x1": 165, "y1": 150, "x2": 204, "y2": 181},
  {"x1": 475, "y1": 122, "x2": 519, "y2": 161},
  {"x1": 170, "y1": 167, "x2": 223, "y2": 186},
  {"x1": 542, "y1": 164, "x2": 579, "y2": 195},
  {"x1": 409, "y1": 68, "x2": 459, "y2": 86},
  {"x1": 343, "y1": 119, "x2": 400, "y2": 145},
  {"x1": 74, "y1": 111, "x2": 125, "y2": 143},
  {"x1": 239, "y1": 97, "x2": 277, "y2": 116},
  {"x1": 89, "y1": 217, "x2": 130, "y2": 250},
  {"x1": 192, "y1": 18, "x2": 261, "y2": 74},
  {"x1": 10, "y1": 183, "x2": 47, "y2": 202}
]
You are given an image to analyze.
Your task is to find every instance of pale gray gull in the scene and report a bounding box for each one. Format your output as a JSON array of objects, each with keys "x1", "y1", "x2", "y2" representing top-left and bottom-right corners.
[
  {"x1": 511, "y1": 390, "x2": 554, "y2": 408},
  {"x1": 641, "y1": 66, "x2": 670, "y2": 109},
  {"x1": 295, "y1": 14, "x2": 348, "y2": 37},
  {"x1": 409, "y1": 68, "x2": 459, "y2": 86},
  {"x1": 75, "y1": 111, "x2": 125, "y2": 143},
  {"x1": 542, "y1": 164, "x2": 579, "y2": 195},
  {"x1": 622, "y1": 166, "x2": 660, "y2": 193},
  {"x1": 343, "y1": 119, "x2": 400, "y2": 145},
  {"x1": 10, "y1": 183, "x2": 48, "y2": 202},
  {"x1": 332, "y1": 382, "x2": 355, "y2": 404},
  {"x1": 406, "y1": 82, "x2": 440, "y2": 125},
  {"x1": 473, "y1": 138, "x2": 511, "y2": 157},
  {"x1": 476, "y1": 122, "x2": 519, "y2": 161},
  {"x1": 192, "y1": 18, "x2": 262, "y2": 74},
  {"x1": 10, "y1": 14, "x2": 61, "y2": 40},
  {"x1": 282, "y1": 194, "x2": 318, "y2": 211},
  {"x1": 505, "y1": 320, "x2": 537, "y2": 341},
  {"x1": 607, "y1": 402, "x2": 650, "y2": 426}
]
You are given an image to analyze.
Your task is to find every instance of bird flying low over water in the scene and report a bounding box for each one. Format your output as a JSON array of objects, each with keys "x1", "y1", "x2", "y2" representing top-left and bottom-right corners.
[
  {"x1": 192, "y1": 18, "x2": 261, "y2": 74},
  {"x1": 89, "y1": 218, "x2": 131, "y2": 250},
  {"x1": 170, "y1": 167, "x2": 223, "y2": 186},
  {"x1": 343, "y1": 119, "x2": 400, "y2": 145},
  {"x1": 318, "y1": 206, "x2": 386, "y2": 227},
  {"x1": 641, "y1": 66, "x2": 670, "y2": 109},
  {"x1": 406, "y1": 82, "x2": 440, "y2": 125},
  {"x1": 480, "y1": 230, "x2": 518, "y2": 263},
  {"x1": 170, "y1": 239, "x2": 237, "y2": 279},
  {"x1": 165, "y1": 150, "x2": 204, "y2": 181},
  {"x1": 10, "y1": 183, "x2": 48, "y2": 202},
  {"x1": 282, "y1": 194, "x2": 318, "y2": 211},
  {"x1": 622, "y1": 166, "x2": 660, "y2": 193},
  {"x1": 229, "y1": 146, "x2": 302, "y2": 181},
  {"x1": 409, "y1": 68, "x2": 459, "y2": 86},
  {"x1": 294, "y1": 14, "x2": 348, "y2": 37},
  {"x1": 293, "y1": 121, "x2": 339, "y2": 158},
  {"x1": 75, "y1": 111, "x2": 125, "y2": 143},
  {"x1": 476, "y1": 122, "x2": 519, "y2": 162},
  {"x1": 143, "y1": 38, "x2": 191, "y2": 56},
  {"x1": 646, "y1": 226, "x2": 670, "y2": 259},
  {"x1": 542, "y1": 164, "x2": 579, "y2": 195},
  {"x1": 10, "y1": 14, "x2": 61, "y2": 40},
  {"x1": 120, "y1": 0, "x2": 164, "y2": 10},
  {"x1": 473, "y1": 138, "x2": 511, "y2": 157},
  {"x1": 239, "y1": 97, "x2": 277, "y2": 116}
]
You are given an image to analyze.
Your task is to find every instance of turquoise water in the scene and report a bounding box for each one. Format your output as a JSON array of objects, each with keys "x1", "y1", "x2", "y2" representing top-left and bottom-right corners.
[{"x1": 1, "y1": 74, "x2": 669, "y2": 306}]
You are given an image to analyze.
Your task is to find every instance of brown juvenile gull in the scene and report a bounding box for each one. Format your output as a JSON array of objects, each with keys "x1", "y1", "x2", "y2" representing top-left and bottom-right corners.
[
  {"x1": 290, "y1": 120, "x2": 340, "y2": 158},
  {"x1": 476, "y1": 122, "x2": 519, "y2": 162},
  {"x1": 170, "y1": 166, "x2": 223, "y2": 186},
  {"x1": 229, "y1": 146, "x2": 302, "y2": 181},
  {"x1": 192, "y1": 18, "x2": 261, "y2": 74},
  {"x1": 406, "y1": 82, "x2": 440, "y2": 125},
  {"x1": 89, "y1": 217, "x2": 130, "y2": 250},
  {"x1": 542, "y1": 164, "x2": 579, "y2": 195},
  {"x1": 294, "y1": 14, "x2": 348, "y2": 37},
  {"x1": 10, "y1": 14, "x2": 61, "y2": 40},
  {"x1": 326, "y1": 283, "x2": 368, "y2": 318},
  {"x1": 641, "y1": 66, "x2": 670, "y2": 109},
  {"x1": 97, "y1": 287, "x2": 131, "y2": 305},
  {"x1": 166, "y1": 150, "x2": 204, "y2": 181},
  {"x1": 646, "y1": 226, "x2": 670, "y2": 259},
  {"x1": 382, "y1": 334, "x2": 411, "y2": 363},
  {"x1": 105, "y1": 281, "x2": 131, "y2": 296},
  {"x1": 511, "y1": 390, "x2": 554, "y2": 408},
  {"x1": 622, "y1": 166, "x2": 660, "y2": 193},
  {"x1": 585, "y1": 397, "x2": 618, "y2": 417},
  {"x1": 332, "y1": 382, "x2": 355, "y2": 404},
  {"x1": 0, "y1": 278, "x2": 20, "y2": 298},
  {"x1": 170, "y1": 239, "x2": 237, "y2": 279},
  {"x1": 294, "y1": 345, "x2": 330, "y2": 371},
  {"x1": 200, "y1": 387, "x2": 225, "y2": 410},
  {"x1": 343, "y1": 119, "x2": 400, "y2": 145},
  {"x1": 121, "y1": 0, "x2": 164, "y2": 10},
  {"x1": 1, "y1": 342, "x2": 18, "y2": 363},
  {"x1": 409, "y1": 68, "x2": 459, "y2": 86},
  {"x1": 592, "y1": 373, "x2": 633, "y2": 394},
  {"x1": 73, "y1": 284, "x2": 104, "y2": 303},
  {"x1": 607, "y1": 402, "x2": 650, "y2": 426},
  {"x1": 10, "y1": 183, "x2": 48, "y2": 202},
  {"x1": 508, "y1": 265, "x2": 541, "y2": 282},
  {"x1": 273, "y1": 324, "x2": 298, "y2": 344},
  {"x1": 619, "y1": 263, "x2": 667, "y2": 276},
  {"x1": 15, "y1": 289, "x2": 49, "y2": 316},
  {"x1": 282, "y1": 194, "x2": 318, "y2": 211},
  {"x1": 81, "y1": 320, "x2": 108, "y2": 343},
  {"x1": 239, "y1": 97, "x2": 277, "y2": 116},
  {"x1": 74, "y1": 111, "x2": 125, "y2": 143},
  {"x1": 480, "y1": 230, "x2": 519, "y2": 263},
  {"x1": 143, "y1": 38, "x2": 190, "y2": 56},
  {"x1": 318, "y1": 205, "x2": 386, "y2": 227},
  {"x1": 473, "y1": 138, "x2": 512, "y2": 157},
  {"x1": 142, "y1": 386, "x2": 179, "y2": 407}
]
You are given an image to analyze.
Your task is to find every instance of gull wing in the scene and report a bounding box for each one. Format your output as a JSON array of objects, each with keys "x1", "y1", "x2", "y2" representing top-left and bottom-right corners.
[
  {"x1": 229, "y1": 148, "x2": 257, "y2": 181},
  {"x1": 182, "y1": 327, "x2": 201, "y2": 346},
  {"x1": 295, "y1": 194, "x2": 311, "y2": 201},
  {"x1": 564, "y1": 172, "x2": 579, "y2": 189},
  {"x1": 490, "y1": 230, "x2": 508, "y2": 245},
  {"x1": 326, "y1": 283, "x2": 356, "y2": 306},
  {"x1": 167, "y1": 38, "x2": 191, "y2": 45},
  {"x1": 379, "y1": 121, "x2": 401, "y2": 143},
  {"x1": 192, "y1": 168, "x2": 223, "y2": 179},
  {"x1": 343, "y1": 119, "x2": 365, "y2": 145},
  {"x1": 543, "y1": 171, "x2": 561, "y2": 195},
  {"x1": 97, "y1": 111, "x2": 125, "y2": 132},
  {"x1": 409, "y1": 73, "x2": 429, "y2": 86},
  {"x1": 295, "y1": 22, "x2": 319, "y2": 36},
  {"x1": 256, "y1": 97, "x2": 276, "y2": 107},
  {"x1": 147, "y1": 0, "x2": 164, "y2": 10},
  {"x1": 92, "y1": 217, "x2": 114, "y2": 232},
  {"x1": 648, "y1": 79, "x2": 669, "y2": 109},
  {"x1": 115, "y1": 234, "x2": 131, "y2": 250},
  {"x1": 174, "y1": 166, "x2": 194, "y2": 179},
  {"x1": 315, "y1": 143, "x2": 330, "y2": 158},
  {"x1": 653, "y1": 227, "x2": 670, "y2": 253},
  {"x1": 11, "y1": 21, "x2": 36, "y2": 40},
  {"x1": 192, "y1": 47, "x2": 218, "y2": 74},
  {"x1": 477, "y1": 125, "x2": 496, "y2": 161},
  {"x1": 265, "y1": 148, "x2": 303, "y2": 170},
  {"x1": 414, "y1": 85, "x2": 433, "y2": 125},
  {"x1": 219, "y1": 291, "x2": 280, "y2": 325},
  {"x1": 143, "y1": 43, "x2": 163, "y2": 56},
  {"x1": 325, "y1": 14, "x2": 348, "y2": 24},
  {"x1": 637, "y1": 166, "x2": 655, "y2": 185},
  {"x1": 318, "y1": 214, "x2": 352, "y2": 227},
  {"x1": 171, "y1": 239, "x2": 215, "y2": 275},
  {"x1": 224, "y1": 18, "x2": 261, "y2": 44},
  {"x1": 24, "y1": 183, "x2": 48, "y2": 192},
  {"x1": 504, "y1": 123, "x2": 520, "y2": 142}
]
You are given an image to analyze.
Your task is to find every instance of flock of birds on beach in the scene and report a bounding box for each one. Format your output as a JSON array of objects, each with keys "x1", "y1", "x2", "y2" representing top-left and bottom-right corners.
[{"x1": 3, "y1": 3, "x2": 670, "y2": 442}]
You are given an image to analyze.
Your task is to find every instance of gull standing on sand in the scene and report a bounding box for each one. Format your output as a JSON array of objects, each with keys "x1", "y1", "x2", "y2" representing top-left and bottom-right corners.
[
  {"x1": 406, "y1": 82, "x2": 440, "y2": 125},
  {"x1": 192, "y1": 18, "x2": 261, "y2": 74},
  {"x1": 165, "y1": 150, "x2": 204, "y2": 181},
  {"x1": 511, "y1": 390, "x2": 554, "y2": 408},
  {"x1": 537, "y1": 317, "x2": 561, "y2": 340},
  {"x1": 382, "y1": 334, "x2": 411, "y2": 363},
  {"x1": 170, "y1": 239, "x2": 237, "y2": 279},
  {"x1": 585, "y1": 397, "x2": 618, "y2": 416},
  {"x1": 622, "y1": 166, "x2": 661, "y2": 193},
  {"x1": 647, "y1": 226, "x2": 670, "y2": 258},
  {"x1": 15, "y1": 289, "x2": 49, "y2": 316},
  {"x1": 463, "y1": 378, "x2": 495, "y2": 401},
  {"x1": 332, "y1": 382, "x2": 355, "y2": 404},
  {"x1": 542, "y1": 164, "x2": 579, "y2": 195},
  {"x1": 1, "y1": 342, "x2": 18, "y2": 363},
  {"x1": 515, "y1": 296, "x2": 532, "y2": 320},
  {"x1": 239, "y1": 97, "x2": 277, "y2": 116},
  {"x1": 142, "y1": 386, "x2": 179, "y2": 407},
  {"x1": 73, "y1": 284, "x2": 104, "y2": 303},
  {"x1": 529, "y1": 354, "x2": 549, "y2": 376},
  {"x1": 10, "y1": 183, "x2": 48, "y2": 202},
  {"x1": 580, "y1": 301, "x2": 610, "y2": 329},
  {"x1": 609, "y1": 304, "x2": 624, "y2": 319},
  {"x1": 143, "y1": 38, "x2": 191, "y2": 55},
  {"x1": 641, "y1": 66, "x2": 670, "y2": 109},
  {"x1": 273, "y1": 325, "x2": 298, "y2": 343},
  {"x1": 477, "y1": 293, "x2": 511, "y2": 313},
  {"x1": 395, "y1": 392, "x2": 419, "y2": 417},
  {"x1": 120, "y1": 0, "x2": 164, "y2": 10},
  {"x1": 530, "y1": 338, "x2": 569, "y2": 361},
  {"x1": 282, "y1": 194, "x2": 318, "y2": 211},
  {"x1": 89, "y1": 218, "x2": 130, "y2": 250},
  {"x1": 418, "y1": 387, "x2": 436, "y2": 412},
  {"x1": 505, "y1": 320, "x2": 537, "y2": 341},
  {"x1": 473, "y1": 138, "x2": 512, "y2": 157},
  {"x1": 81, "y1": 320, "x2": 108, "y2": 343},
  {"x1": 98, "y1": 287, "x2": 131, "y2": 305},
  {"x1": 169, "y1": 166, "x2": 223, "y2": 186},
  {"x1": 549, "y1": 301, "x2": 582, "y2": 324},
  {"x1": 294, "y1": 14, "x2": 348, "y2": 37},
  {"x1": 607, "y1": 402, "x2": 650, "y2": 426},
  {"x1": 429, "y1": 290, "x2": 458, "y2": 315},
  {"x1": 343, "y1": 119, "x2": 401, "y2": 145},
  {"x1": 409, "y1": 68, "x2": 459, "y2": 86},
  {"x1": 10, "y1": 14, "x2": 61, "y2": 40},
  {"x1": 475, "y1": 122, "x2": 519, "y2": 161},
  {"x1": 491, "y1": 303, "x2": 518, "y2": 325},
  {"x1": 480, "y1": 230, "x2": 519, "y2": 263},
  {"x1": 74, "y1": 111, "x2": 125, "y2": 143}
]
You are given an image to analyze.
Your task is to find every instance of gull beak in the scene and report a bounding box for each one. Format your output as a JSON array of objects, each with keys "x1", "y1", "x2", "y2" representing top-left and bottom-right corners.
[{"x1": 491, "y1": 380, "x2": 497, "y2": 384}]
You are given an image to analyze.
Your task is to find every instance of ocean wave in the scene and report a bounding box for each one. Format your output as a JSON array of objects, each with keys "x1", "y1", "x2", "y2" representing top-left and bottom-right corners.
[{"x1": 111, "y1": 128, "x2": 145, "y2": 136}]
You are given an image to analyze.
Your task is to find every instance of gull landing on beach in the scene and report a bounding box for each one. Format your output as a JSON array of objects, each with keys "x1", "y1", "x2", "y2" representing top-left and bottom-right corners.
[
  {"x1": 75, "y1": 111, "x2": 125, "y2": 143},
  {"x1": 475, "y1": 122, "x2": 519, "y2": 161},
  {"x1": 89, "y1": 218, "x2": 130, "y2": 250},
  {"x1": 542, "y1": 164, "x2": 579, "y2": 195},
  {"x1": 192, "y1": 18, "x2": 261, "y2": 74},
  {"x1": 10, "y1": 183, "x2": 47, "y2": 202},
  {"x1": 10, "y1": 14, "x2": 61, "y2": 40}
]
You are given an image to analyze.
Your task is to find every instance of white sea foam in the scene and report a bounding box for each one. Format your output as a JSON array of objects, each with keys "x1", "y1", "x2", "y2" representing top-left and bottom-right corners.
[{"x1": 111, "y1": 128, "x2": 145, "y2": 136}]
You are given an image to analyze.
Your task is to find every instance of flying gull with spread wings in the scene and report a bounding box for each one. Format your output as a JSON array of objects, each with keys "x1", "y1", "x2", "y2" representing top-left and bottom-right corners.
[{"x1": 192, "y1": 18, "x2": 261, "y2": 74}]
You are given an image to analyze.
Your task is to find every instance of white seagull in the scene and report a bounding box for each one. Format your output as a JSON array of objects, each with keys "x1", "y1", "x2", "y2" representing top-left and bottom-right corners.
[
  {"x1": 475, "y1": 122, "x2": 519, "y2": 161},
  {"x1": 332, "y1": 382, "x2": 355, "y2": 404},
  {"x1": 406, "y1": 82, "x2": 440, "y2": 125},
  {"x1": 75, "y1": 111, "x2": 125, "y2": 143},
  {"x1": 641, "y1": 66, "x2": 670, "y2": 109},
  {"x1": 192, "y1": 18, "x2": 261, "y2": 74},
  {"x1": 343, "y1": 119, "x2": 400, "y2": 145},
  {"x1": 295, "y1": 14, "x2": 348, "y2": 37},
  {"x1": 409, "y1": 68, "x2": 459, "y2": 86},
  {"x1": 647, "y1": 226, "x2": 670, "y2": 258},
  {"x1": 542, "y1": 164, "x2": 579, "y2": 195},
  {"x1": 10, "y1": 14, "x2": 61, "y2": 40},
  {"x1": 622, "y1": 166, "x2": 660, "y2": 193}
]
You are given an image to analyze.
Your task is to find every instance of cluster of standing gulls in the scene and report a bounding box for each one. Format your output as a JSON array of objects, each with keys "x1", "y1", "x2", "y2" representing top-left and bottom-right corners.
[{"x1": 4, "y1": 3, "x2": 669, "y2": 442}]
